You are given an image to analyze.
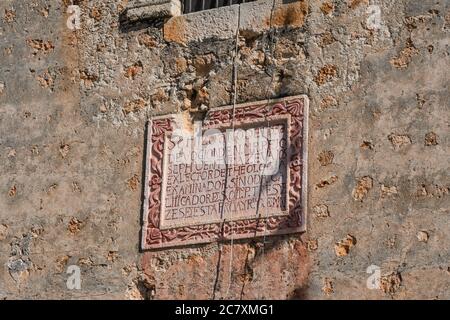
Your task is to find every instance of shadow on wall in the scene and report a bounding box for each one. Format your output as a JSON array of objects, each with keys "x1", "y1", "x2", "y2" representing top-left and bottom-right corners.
[
  {"x1": 290, "y1": 286, "x2": 309, "y2": 299},
  {"x1": 118, "y1": 10, "x2": 166, "y2": 33}
]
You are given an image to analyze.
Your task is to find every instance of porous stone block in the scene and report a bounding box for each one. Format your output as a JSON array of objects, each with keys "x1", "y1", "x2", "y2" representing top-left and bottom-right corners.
[{"x1": 126, "y1": 0, "x2": 182, "y2": 22}]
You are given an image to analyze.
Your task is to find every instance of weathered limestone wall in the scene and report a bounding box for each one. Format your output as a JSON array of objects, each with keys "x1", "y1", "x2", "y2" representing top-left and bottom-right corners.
[{"x1": 0, "y1": 0, "x2": 448, "y2": 299}]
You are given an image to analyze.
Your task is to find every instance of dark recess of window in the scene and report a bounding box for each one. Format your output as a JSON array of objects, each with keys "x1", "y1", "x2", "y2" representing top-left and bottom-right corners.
[{"x1": 183, "y1": 0, "x2": 256, "y2": 14}]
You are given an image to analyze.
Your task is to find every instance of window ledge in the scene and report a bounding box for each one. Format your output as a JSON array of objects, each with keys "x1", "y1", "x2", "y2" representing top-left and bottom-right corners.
[
  {"x1": 166, "y1": 0, "x2": 307, "y2": 44},
  {"x1": 126, "y1": 0, "x2": 182, "y2": 22}
]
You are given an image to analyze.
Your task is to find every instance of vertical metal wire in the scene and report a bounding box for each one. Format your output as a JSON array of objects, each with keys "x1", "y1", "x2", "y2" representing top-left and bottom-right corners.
[
  {"x1": 258, "y1": 0, "x2": 278, "y2": 300},
  {"x1": 223, "y1": 1, "x2": 242, "y2": 300}
]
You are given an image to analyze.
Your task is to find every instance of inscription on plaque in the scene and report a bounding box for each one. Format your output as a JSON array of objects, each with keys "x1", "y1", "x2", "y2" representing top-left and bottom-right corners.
[
  {"x1": 161, "y1": 120, "x2": 288, "y2": 229},
  {"x1": 142, "y1": 95, "x2": 309, "y2": 249}
]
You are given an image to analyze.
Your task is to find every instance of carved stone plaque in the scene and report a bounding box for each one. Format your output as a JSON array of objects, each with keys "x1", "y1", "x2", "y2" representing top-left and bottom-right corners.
[{"x1": 142, "y1": 95, "x2": 309, "y2": 249}]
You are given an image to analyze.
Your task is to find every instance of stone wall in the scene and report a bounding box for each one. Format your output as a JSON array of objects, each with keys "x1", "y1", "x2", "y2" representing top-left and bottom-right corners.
[{"x1": 0, "y1": 0, "x2": 448, "y2": 299}]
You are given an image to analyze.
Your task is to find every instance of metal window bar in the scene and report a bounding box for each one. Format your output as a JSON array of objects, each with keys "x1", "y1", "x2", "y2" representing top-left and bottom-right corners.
[{"x1": 183, "y1": 0, "x2": 255, "y2": 14}]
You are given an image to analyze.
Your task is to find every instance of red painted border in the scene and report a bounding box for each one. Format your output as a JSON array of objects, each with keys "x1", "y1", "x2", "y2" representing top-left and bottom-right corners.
[{"x1": 142, "y1": 95, "x2": 309, "y2": 250}]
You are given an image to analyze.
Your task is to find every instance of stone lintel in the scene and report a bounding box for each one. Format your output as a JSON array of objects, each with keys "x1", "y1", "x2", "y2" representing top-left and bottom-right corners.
[{"x1": 126, "y1": 0, "x2": 182, "y2": 22}]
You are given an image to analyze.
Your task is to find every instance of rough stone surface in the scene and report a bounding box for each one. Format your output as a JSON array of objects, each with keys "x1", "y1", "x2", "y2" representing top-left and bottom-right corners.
[
  {"x1": 0, "y1": 0, "x2": 449, "y2": 299},
  {"x1": 126, "y1": 0, "x2": 181, "y2": 22}
]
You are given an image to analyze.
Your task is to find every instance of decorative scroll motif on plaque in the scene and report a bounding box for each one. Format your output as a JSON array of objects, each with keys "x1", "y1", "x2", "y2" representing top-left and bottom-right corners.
[{"x1": 142, "y1": 95, "x2": 309, "y2": 249}]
